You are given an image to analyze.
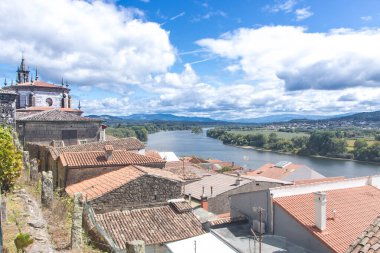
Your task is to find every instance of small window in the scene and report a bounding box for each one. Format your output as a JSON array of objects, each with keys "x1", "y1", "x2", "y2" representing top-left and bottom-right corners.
[{"x1": 46, "y1": 98, "x2": 53, "y2": 106}]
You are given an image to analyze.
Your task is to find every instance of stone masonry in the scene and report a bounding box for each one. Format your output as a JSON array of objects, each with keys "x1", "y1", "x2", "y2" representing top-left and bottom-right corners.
[
  {"x1": 30, "y1": 158, "x2": 39, "y2": 182},
  {"x1": 126, "y1": 240, "x2": 145, "y2": 253},
  {"x1": 41, "y1": 171, "x2": 53, "y2": 209},
  {"x1": 90, "y1": 175, "x2": 182, "y2": 213},
  {"x1": 0, "y1": 89, "x2": 17, "y2": 128},
  {"x1": 71, "y1": 192, "x2": 83, "y2": 250}
]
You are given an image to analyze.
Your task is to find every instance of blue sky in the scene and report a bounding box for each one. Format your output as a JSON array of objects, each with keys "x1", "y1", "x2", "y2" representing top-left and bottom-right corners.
[{"x1": 1, "y1": 0, "x2": 380, "y2": 119}]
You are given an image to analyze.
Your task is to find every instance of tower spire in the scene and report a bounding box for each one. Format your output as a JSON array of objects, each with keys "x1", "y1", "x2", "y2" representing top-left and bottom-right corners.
[
  {"x1": 4, "y1": 78, "x2": 7, "y2": 86},
  {"x1": 35, "y1": 68, "x2": 39, "y2": 81},
  {"x1": 78, "y1": 100, "x2": 81, "y2": 110},
  {"x1": 61, "y1": 77, "x2": 64, "y2": 86}
]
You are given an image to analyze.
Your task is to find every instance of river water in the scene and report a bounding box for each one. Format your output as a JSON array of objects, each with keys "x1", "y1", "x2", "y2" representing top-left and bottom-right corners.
[{"x1": 147, "y1": 130, "x2": 380, "y2": 178}]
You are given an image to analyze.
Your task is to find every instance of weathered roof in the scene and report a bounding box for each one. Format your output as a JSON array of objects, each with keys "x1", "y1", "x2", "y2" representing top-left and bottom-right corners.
[
  {"x1": 65, "y1": 165, "x2": 182, "y2": 201},
  {"x1": 17, "y1": 109, "x2": 101, "y2": 122},
  {"x1": 164, "y1": 161, "x2": 214, "y2": 181},
  {"x1": 17, "y1": 107, "x2": 82, "y2": 113},
  {"x1": 274, "y1": 185, "x2": 380, "y2": 253},
  {"x1": 184, "y1": 174, "x2": 251, "y2": 200},
  {"x1": 59, "y1": 150, "x2": 165, "y2": 168},
  {"x1": 345, "y1": 216, "x2": 380, "y2": 253},
  {"x1": 245, "y1": 162, "x2": 324, "y2": 181},
  {"x1": 3, "y1": 81, "x2": 67, "y2": 89},
  {"x1": 95, "y1": 202, "x2": 205, "y2": 248},
  {"x1": 294, "y1": 176, "x2": 345, "y2": 185},
  {"x1": 49, "y1": 138, "x2": 144, "y2": 160}
]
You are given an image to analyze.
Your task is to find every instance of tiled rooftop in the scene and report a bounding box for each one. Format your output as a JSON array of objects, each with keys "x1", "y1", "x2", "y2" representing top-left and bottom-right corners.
[
  {"x1": 3, "y1": 81, "x2": 67, "y2": 89},
  {"x1": 294, "y1": 176, "x2": 346, "y2": 185},
  {"x1": 49, "y1": 138, "x2": 144, "y2": 160},
  {"x1": 274, "y1": 185, "x2": 380, "y2": 253},
  {"x1": 17, "y1": 109, "x2": 101, "y2": 122},
  {"x1": 245, "y1": 162, "x2": 324, "y2": 181},
  {"x1": 17, "y1": 106, "x2": 82, "y2": 112},
  {"x1": 60, "y1": 150, "x2": 165, "y2": 168},
  {"x1": 95, "y1": 203, "x2": 205, "y2": 248},
  {"x1": 164, "y1": 161, "x2": 213, "y2": 181},
  {"x1": 345, "y1": 216, "x2": 380, "y2": 253},
  {"x1": 65, "y1": 165, "x2": 182, "y2": 200},
  {"x1": 184, "y1": 173, "x2": 251, "y2": 200}
]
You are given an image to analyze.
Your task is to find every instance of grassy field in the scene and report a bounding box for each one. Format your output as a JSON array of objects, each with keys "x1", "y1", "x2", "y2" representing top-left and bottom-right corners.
[
  {"x1": 346, "y1": 138, "x2": 379, "y2": 151},
  {"x1": 229, "y1": 129, "x2": 309, "y2": 140}
]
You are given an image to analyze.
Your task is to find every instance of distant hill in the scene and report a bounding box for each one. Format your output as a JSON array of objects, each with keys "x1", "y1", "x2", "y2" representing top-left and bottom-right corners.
[
  {"x1": 87, "y1": 113, "x2": 219, "y2": 123},
  {"x1": 231, "y1": 113, "x2": 350, "y2": 124},
  {"x1": 328, "y1": 111, "x2": 380, "y2": 122}
]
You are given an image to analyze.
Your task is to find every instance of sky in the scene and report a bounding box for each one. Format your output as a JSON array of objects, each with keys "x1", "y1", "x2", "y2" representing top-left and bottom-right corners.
[{"x1": 1, "y1": 0, "x2": 380, "y2": 119}]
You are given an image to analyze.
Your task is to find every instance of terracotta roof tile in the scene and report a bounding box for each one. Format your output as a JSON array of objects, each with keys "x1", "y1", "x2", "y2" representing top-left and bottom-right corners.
[
  {"x1": 65, "y1": 165, "x2": 182, "y2": 201},
  {"x1": 294, "y1": 177, "x2": 346, "y2": 185},
  {"x1": 4, "y1": 81, "x2": 67, "y2": 89},
  {"x1": 169, "y1": 201, "x2": 193, "y2": 213},
  {"x1": 49, "y1": 138, "x2": 144, "y2": 160},
  {"x1": 274, "y1": 186, "x2": 380, "y2": 253},
  {"x1": 17, "y1": 109, "x2": 101, "y2": 122},
  {"x1": 60, "y1": 150, "x2": 165, "y2": 168},
  {"x1": 346, "y1": 216, "x2": 380, "y2": 253},
  {"x1": 164, "y1": 161, "x2": 213, "y2": 181},
  {"x1": 246, "y1": 162, "x2": 309, "y2": 180},
  {"x1": 95, "y1": 203, "x2": 205, "y2": 248}
]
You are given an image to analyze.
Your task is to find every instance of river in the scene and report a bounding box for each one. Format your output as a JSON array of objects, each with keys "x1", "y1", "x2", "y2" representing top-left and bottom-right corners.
[{"x1": 147, "y1": 130, "x2": 380, "y2": 178}]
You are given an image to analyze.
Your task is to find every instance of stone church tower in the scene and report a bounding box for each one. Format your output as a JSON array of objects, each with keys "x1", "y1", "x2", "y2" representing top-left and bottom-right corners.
[{"x1": 17, "y1": 56, "x2": 30, "y2": 83}]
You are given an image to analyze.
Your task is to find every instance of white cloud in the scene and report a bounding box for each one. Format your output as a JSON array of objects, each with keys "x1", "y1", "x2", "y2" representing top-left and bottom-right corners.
[
  {"x1": 295, "y1": 7, "x2": 313, "y2": 21},
  {"x1": 361, "y1": 16, "x2": 373, "y2": 22},
  {"x1": 197, "y1": 26, "x2": 380, "y2": 91},
  {"x1": 0, "y1": 0, "x2": 176, "y2": 87},
  {"x1": 265, "y1": 0, "x2": 297, "y2": 13}
]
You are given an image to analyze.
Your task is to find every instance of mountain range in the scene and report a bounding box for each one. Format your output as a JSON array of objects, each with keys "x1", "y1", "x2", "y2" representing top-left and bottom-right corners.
[{"x1": 86, "y1": 111, "x2": 378, "y2": 124}]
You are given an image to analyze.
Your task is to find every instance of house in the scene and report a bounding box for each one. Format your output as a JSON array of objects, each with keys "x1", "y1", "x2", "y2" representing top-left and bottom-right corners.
[
  {"x1": 230, "y1": 175, "x2": 380, "y2": 253},
  {"x1": 57, "y1": 145, "x2": 166, "y2": 187},
  {"x1": 26, "y1": 137, "x2": 144, "y2": 188},
  {"x1": 184, "y1": 173, "x2": 287, "y2": 214},
  {"x1": 89, "y1": 200, "x2": 205, "y2": 252},
  {"x1": 66, "y1": 165, "x2": 183, "y2": 213},
  {"x1": 244, "y1": 161, "x2": 325, "y2": 181},
  {"x1": 16, "y1": 109, "x2": 103, "y2": 146}
]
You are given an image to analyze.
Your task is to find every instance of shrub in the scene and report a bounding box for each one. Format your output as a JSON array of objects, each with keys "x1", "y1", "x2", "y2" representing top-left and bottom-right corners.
[{"x1": 0, "y1": 127, "x2": 23, "y2": 192}]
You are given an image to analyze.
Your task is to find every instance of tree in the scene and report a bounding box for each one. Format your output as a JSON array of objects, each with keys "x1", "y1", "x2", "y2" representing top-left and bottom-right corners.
[
  {"x1": 0, "y1": 127, "x2": 23, "y2": 192},
  {"x1": 354, "y1": 139, "x2": 368, "y2": 149}
]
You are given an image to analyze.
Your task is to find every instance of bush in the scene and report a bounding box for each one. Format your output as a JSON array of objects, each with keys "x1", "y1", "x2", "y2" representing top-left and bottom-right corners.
[{"x1": 0, "y1": 127, "x2": 23, "y2": 192}]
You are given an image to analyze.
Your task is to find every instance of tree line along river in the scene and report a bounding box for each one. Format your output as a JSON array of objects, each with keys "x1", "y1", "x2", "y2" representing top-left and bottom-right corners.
[{"x1": 147, "y1": 130, "x2": 380, "y2": 178}]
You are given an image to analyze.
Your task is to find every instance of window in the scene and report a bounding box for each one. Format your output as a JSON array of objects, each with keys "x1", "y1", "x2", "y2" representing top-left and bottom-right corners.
[
  {"x1": 46, "y1": 97, "x2": 53, "y2": 106},
  {"x1": 78, "y1": 139, "x2": 87, "y2": 145}
]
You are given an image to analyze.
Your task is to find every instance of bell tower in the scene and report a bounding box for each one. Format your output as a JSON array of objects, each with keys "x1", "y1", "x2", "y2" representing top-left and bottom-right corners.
[{"x1": 17, "y1": 55, "x2": 30, "y2": 83}]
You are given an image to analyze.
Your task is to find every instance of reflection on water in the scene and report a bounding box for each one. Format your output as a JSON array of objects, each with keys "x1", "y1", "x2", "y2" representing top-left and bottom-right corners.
[{"x1": 147, "y1": 130, "x2": 380, "y2": 178}]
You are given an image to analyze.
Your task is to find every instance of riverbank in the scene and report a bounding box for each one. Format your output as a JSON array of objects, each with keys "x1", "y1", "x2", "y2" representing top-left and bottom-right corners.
[{"x1": 237, "y1": 145, "x2": 380, "y2": 166}]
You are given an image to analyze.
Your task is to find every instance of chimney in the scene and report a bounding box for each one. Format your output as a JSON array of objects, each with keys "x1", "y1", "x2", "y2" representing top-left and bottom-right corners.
[
  {"x1": 200, "y1": 194, "x2": 208, "y2": 211},
  {"x1": 188, "y1": 193, "x2": 192, "y2": 205},
  {"x1": 314, "y1": 191, "x2": 327, "y2": 231},
  {"x1": 99, "y1": 124, "x2": 107, "y2": 142},
  {"x1": 235, "y1": 174, "x2": 241, "y2": 186},
  {"x1": 104, "y1": 145, "x2": 113, "y2": 161},
  {"x1": 210, "y1": 186, "x2": 213, "y2": 197}
]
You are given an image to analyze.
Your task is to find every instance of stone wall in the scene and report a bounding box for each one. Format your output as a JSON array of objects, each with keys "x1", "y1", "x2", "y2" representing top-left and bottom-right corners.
[
  {"x1": 90, "y1": 175, "x2": 182, "y2": 213},
  {"x1": 207, "y1": 181, "x2": 283, "y2": 214},
  {"x1": 17, "y1": 121, "x2": 101, "y2": 145},
  {"x1": 0, "y1": 91, "x2": 17, "y2": 127},
  {"x1": 59, "y1": 165, "x2": 124, "y2": 188}
]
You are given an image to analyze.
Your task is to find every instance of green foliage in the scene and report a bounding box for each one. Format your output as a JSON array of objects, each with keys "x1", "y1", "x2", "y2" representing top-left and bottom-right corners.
[
  {"x1": 14, "y1": 233, "x2": 34, "y2": 253},
  {"x1": 219, "y1": 166, "x2": 233, "y2": 173},
  {"x1": 0, "y1": 127, "x2": 23, "y2": 192},
  {"x1": 191, "y1": 126, "x2": 203, "y2": 134}
]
